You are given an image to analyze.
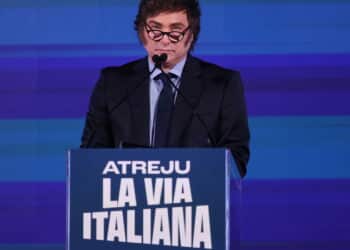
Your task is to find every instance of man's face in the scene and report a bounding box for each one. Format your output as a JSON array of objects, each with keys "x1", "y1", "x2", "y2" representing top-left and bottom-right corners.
[{"x1": 142, "y1": 11, "x2": 193, "y2": 70}]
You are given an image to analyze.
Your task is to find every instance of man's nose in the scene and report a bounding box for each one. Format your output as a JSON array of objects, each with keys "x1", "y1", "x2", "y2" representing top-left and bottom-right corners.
[{"x1": 160, "y1": 34, "x2": 171, "y2": 45}]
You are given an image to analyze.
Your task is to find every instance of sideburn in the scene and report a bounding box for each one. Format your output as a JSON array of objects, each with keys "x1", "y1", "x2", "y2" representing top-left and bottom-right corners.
[{"x1": 184, "y1": 32, "x2": 194, "y2": 50}]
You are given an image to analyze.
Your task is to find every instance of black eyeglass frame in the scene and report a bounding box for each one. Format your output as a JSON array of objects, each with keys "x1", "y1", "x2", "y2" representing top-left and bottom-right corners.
[{"x1": 144, "y1": 24, "x2": 191, "y2": 43}]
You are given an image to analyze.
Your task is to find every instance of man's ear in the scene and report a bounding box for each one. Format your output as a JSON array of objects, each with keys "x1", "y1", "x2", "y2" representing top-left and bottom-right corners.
[
  {"x1": 184, "y1": 32, "x2": 194, "y2": 50},
  {"x1": 138, "y1": 27, "x2": 147, "y2": 46}
]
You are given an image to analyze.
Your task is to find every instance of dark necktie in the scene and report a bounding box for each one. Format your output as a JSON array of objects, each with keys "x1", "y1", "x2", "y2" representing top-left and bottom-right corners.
[{"x1": 153, "y1": 73, "x2": 176, "y2": 147}]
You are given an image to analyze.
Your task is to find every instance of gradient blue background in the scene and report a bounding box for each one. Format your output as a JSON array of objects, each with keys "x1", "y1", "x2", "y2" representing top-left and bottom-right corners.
[{"x1": 0, "y1": 0, "x2": 350, "y2": 249}]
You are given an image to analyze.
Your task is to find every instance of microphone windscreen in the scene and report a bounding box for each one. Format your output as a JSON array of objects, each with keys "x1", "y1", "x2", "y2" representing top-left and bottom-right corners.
[
  {"x1": 152, "y1": 53, "x2": 167, "y2": 68},
  {"x1": 160, "y1": 53, "x2": 168, "y2": 62},
  {"x1": 152, "y1": 54, "x2": 160, "y2": 64}
]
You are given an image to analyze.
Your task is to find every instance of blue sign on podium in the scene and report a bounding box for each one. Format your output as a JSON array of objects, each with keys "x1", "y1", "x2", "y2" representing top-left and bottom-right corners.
[{"x1": 67, "y1": 148, "x2": 240, "y2": 250}]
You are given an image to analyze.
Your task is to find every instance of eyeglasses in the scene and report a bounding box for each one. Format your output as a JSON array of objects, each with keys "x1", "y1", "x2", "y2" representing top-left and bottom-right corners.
[{"x1": 145, "y1": 24, "x2": 190, "y2": 43}]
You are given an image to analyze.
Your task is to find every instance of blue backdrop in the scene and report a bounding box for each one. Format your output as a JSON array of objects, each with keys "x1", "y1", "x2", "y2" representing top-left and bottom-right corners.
[{"x1": 0, "y1": 1, "x2": 349, "y2": 249}]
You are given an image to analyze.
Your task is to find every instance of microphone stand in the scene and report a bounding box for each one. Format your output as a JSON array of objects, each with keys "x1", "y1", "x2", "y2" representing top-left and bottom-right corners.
[
  {"x1": 154, "y1": 54, "x2": 217, "y2": 147},
  {"x1": 83, "y1": 64, "x2": 158, "y2": 148}
]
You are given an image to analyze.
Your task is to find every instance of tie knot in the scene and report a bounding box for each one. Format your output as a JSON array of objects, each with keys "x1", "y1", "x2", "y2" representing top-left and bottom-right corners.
[{"x1": 154, "y1": 72, "x2": 177, "y2": 81}]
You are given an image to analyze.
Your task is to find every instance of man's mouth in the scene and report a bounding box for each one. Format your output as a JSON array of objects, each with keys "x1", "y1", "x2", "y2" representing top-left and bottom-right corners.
[{"x1": 155, "y1": 49, "x2": 174, "y2": 53}]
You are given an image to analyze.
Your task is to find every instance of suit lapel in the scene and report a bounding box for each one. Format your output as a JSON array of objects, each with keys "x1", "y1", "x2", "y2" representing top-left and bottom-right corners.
[
  {"x1": 127, "y1": 58, "x2": 150, "y2": 146},
  {"x1": 169, "y1": 56, "x2": 203, "y2": 146}
]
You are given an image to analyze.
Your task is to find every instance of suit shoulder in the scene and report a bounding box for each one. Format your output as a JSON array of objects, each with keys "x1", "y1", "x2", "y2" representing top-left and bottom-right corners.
[{"x1": 100, "y1": 57, "x2": 146, "y2": 77}]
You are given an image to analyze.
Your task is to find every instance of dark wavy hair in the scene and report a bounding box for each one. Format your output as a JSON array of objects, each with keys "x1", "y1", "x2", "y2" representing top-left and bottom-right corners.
[{"x1": 134, "y1": 0, "x2": 201, "y2": 50}]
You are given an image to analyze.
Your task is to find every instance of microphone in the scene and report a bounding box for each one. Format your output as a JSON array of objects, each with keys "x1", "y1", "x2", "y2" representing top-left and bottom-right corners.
[
  {"x1": 82, "y1": 62, "x2": 159, "y2": 148},
  {"x1": 153, "y1": 54, "x2": 217, "y2": 147},
  {"x1": 152, "y1": 53, "x2": 168, "y2": 68}
]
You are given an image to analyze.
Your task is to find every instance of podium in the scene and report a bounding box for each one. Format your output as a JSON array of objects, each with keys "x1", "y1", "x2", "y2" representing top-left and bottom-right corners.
[{"x1": 67, "y1": 148, "x2": 241, "y2": 250}]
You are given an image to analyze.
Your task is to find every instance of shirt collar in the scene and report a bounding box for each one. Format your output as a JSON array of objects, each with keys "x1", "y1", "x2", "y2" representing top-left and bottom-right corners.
[{"x1": 148, "y1": 55, "x2": 187, "y2": 79}]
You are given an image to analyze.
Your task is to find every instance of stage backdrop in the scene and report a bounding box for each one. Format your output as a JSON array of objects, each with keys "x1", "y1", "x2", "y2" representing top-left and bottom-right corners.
[{"x1": 0, "y1": 0, "x2": 350, "y2": 249}]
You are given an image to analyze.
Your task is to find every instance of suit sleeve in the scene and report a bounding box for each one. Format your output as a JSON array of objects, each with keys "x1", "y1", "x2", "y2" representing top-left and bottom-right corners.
[
  {"x1": 80, "y1": 70, "x2": 114, "y2": 148},
  {"x1": 218, "y1": 71, "x2": 250, "y2": 177}
]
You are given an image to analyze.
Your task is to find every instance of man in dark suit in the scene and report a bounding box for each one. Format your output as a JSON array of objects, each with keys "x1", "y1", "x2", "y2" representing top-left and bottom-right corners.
[{"x1": 81, "y1": 0, "x2": 250, "y2": 177}]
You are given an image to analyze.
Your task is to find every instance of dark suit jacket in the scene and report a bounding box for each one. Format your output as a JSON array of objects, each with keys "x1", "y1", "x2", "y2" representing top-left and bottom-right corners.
[{"x1": 81, "y1": 55, "x2": 250, "y2": 177}]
